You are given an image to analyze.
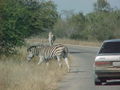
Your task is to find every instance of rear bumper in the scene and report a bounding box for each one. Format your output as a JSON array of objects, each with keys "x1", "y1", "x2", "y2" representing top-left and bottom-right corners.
[{"x1": 95, "y1": 70, "x2": 120, "y2": 80}]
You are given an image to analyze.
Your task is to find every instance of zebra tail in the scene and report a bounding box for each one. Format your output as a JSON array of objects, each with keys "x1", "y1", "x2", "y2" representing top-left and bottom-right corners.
[{"x1": 63, "y1": 46, "x2": 68, "y2": 58}]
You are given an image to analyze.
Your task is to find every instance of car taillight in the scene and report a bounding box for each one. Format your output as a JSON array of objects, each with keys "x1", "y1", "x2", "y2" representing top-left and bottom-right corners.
[{"x1": 95, "y1": 61, "x2": 112, "y2": 66}]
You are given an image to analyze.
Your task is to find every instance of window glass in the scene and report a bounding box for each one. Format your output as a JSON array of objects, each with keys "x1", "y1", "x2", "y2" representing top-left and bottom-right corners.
[{"x1": 99, "y1": 42, "x2": 120, "y2": 54}]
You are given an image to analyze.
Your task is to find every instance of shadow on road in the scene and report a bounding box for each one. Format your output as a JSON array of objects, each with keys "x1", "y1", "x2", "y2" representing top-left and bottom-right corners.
[
  {"x1": 69, "y1": 51, "x2": 96, "y2": 54},
  {"x1": 70, "y1": 70, "x2": 87, "y2": 73},
  {"x1": 105, "y1": 81, "x2": 120, "y2": 85},
  {"x1": 96, "y1": 81, "x2": 120, "y2": 86}
]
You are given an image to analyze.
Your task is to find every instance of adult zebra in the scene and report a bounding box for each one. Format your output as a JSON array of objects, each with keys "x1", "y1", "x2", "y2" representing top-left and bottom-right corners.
[
  {"x1": 48, "y1": 32, "x2": 56, "y2": 46},
  {"x1": 27, "y1": 44, "x2": 70, "y2": 72}
]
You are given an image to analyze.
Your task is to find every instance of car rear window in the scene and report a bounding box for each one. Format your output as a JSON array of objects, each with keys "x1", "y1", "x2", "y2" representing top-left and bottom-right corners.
[{"x1": 99, "y1": 42, "x2": 120, "y2": 54}]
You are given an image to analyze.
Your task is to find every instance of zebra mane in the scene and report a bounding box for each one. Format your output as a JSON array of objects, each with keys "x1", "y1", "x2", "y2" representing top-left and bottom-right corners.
[{"x1": 27, "y1": 44, "x2": 50, "y2": 52}]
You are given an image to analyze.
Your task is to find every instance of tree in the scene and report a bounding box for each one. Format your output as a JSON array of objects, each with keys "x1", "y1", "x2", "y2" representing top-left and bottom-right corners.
[
  {"x1": 0, "y1": 0, "x2": 58, "y2": 54},
  {"x1": 94, "y1": 0, "x2": 111, "y2": 12}
]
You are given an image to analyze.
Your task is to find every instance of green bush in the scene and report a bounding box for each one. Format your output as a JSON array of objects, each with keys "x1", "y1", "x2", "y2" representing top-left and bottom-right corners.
[
  {"x1": 53, "y1": 0, "x2": 120, "y2": 41},
  {"x1": 0, "y1": 0, "x2": 58, "y2": 54}
]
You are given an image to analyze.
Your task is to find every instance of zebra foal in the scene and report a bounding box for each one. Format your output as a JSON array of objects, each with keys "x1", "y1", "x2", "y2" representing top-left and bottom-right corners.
[
  {"x1": 48, "y1": 32, "x2": 56, "y2": 46},
  {"x1": 27, "y1": 44, "x2": 70, "y2": 72}
]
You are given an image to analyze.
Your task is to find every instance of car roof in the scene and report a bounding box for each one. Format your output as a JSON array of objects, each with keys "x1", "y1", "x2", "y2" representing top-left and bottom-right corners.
[{"x1": 104, "y1": 39, "x2": 120, "y2": 43}]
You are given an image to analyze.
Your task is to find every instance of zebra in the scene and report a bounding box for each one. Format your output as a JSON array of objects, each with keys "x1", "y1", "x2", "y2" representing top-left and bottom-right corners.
[
  {"x1": 27, "y1": 44, "x2": 70, "y2": 72},
  {"x1": 48, "y1": 32, "x2": 56, "y2": 46}
]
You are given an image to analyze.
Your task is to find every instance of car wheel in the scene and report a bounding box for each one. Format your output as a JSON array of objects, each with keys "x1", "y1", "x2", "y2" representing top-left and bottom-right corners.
[
  {"x1": 95, "y1": 79, "x2": 102, "y2": 85},
  {"x1": 95, "y1": 78, "x2": 107, "y2": 85}
]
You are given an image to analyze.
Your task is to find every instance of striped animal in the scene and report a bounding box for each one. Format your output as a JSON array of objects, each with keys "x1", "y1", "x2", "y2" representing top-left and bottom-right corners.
[
  {"x1": 48, "y1": 32, "x2": 56, "y2": 46},
  {"x1": 27, "y1": 44, "x2": 70, "y2": 72}
]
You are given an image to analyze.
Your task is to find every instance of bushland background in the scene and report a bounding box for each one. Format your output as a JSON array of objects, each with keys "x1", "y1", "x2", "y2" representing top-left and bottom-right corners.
[
  {"x1": 0, "y1": 0, "x2": 120, "y2": 54},
  {"x1": 0, "y1": 0, "x2": 120, "y2": 90}
]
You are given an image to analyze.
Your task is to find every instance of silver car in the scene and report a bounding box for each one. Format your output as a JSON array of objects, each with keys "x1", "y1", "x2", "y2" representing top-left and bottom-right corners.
[{"x1": 94, "y1": 39, "x2": 120, "y2": 85}]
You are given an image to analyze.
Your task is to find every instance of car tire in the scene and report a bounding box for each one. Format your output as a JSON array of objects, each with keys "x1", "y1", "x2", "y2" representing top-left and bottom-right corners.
[
  {"x1": 95, "y1": 78, "x2": 107, "y2": 85},
  {"x1": 95, "y1": 79, "x2": 102, "y2": 85}
]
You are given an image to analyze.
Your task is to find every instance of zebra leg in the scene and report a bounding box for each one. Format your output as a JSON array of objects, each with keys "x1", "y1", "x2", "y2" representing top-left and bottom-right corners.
[
  {"x1": 49, "y1": 39, "x2": 52, "y2": 46},
  {"x1": 64, "y1": 57, "x2": 70, "y2": 72},
  {"x1": 38, "y1": 56, "x2": 44, "y2": 65},
  {"x1": 51, "y1": 40, "x2": 53, "y2": 45},
  {"x1": 46, "y1": 62, "x2": 49, "y2": 66},
  {"x1": 50, "y1": 40, "x2": 52, "y2": 46},
  {"x1": 57, "y1": 56, "x2": 62, "y2": 68}
]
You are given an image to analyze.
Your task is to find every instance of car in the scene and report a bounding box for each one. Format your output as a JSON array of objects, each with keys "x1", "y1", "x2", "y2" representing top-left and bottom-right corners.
[{"x1": 94, "y1": 39, "x2": 120, "y2": 85}]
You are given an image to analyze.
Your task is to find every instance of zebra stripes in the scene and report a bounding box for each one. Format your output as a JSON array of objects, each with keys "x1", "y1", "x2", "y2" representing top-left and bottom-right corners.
[{"x1": 27, "y1": 44, "x2": 70, "y2": 72}]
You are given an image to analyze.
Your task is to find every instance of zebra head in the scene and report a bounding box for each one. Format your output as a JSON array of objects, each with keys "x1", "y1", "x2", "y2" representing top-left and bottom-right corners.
[
  {"x1": 27, "y1": 46, "x2": 36, "y2": 61},
  {"x1": 26, "y1": 44, "x2": 45, "y2": 61}
]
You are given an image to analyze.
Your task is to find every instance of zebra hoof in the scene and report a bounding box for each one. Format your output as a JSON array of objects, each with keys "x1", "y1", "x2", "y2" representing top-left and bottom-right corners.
[{"x1": 67, "y1": 69, "x2": 70, "y2": 72}]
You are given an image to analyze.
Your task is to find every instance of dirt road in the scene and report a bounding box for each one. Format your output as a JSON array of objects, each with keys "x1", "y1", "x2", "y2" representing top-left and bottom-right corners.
[{"x1": 58, "y1": 45, "x2": 120, "y2": 90}]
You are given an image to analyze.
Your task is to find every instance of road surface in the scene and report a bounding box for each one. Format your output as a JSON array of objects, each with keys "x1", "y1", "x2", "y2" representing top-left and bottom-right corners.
[{"x1": 58, "y1": 45, "x2": 120, "y2": 90}]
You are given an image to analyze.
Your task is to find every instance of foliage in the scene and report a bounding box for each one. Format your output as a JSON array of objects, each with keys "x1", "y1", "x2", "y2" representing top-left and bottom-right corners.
[
  {"x1": 53, "y1": 0, "x2": 120, "y2": 41},
  {"x1": 94, "y1": 0, "x2": 112, "y2": 12},
  {"x1": 0, "y1": 0, "x2": 58, "y2": 54}
]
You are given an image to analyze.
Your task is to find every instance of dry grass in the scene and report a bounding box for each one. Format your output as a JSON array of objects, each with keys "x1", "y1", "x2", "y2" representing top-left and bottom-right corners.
[
  {"x1": 0, "y1": 37, "x2": 98, "y2": 90},
  {"x1": 0, "y1": 47, "x2": 72, "y2": 90},
  {"x1": 26, "y1": 37, "x2": 101, "y2": 47},
  {"x1": 56, "y1": 39, "x2": 101, "y2": 46}
]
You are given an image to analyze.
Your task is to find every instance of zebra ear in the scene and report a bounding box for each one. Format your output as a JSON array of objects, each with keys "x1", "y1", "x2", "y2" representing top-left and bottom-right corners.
[
  {"x1": 27, "y1": 46, "x2": 33, "y2": 52},
  {"x1": 27, "y1": 45, "x2": 32, "y2": 52}
]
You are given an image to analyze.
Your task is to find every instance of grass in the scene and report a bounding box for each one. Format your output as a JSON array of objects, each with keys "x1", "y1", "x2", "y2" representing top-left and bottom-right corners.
[
  {"x1": 0, "y1": 47, "x2": 72, "y2": 90},
  {"x1": 0, "y1": 37, "x2": 98, "y2": 90},
  {"x1": 25, "y1": 37, "x2": 101, "y2": 47}
]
